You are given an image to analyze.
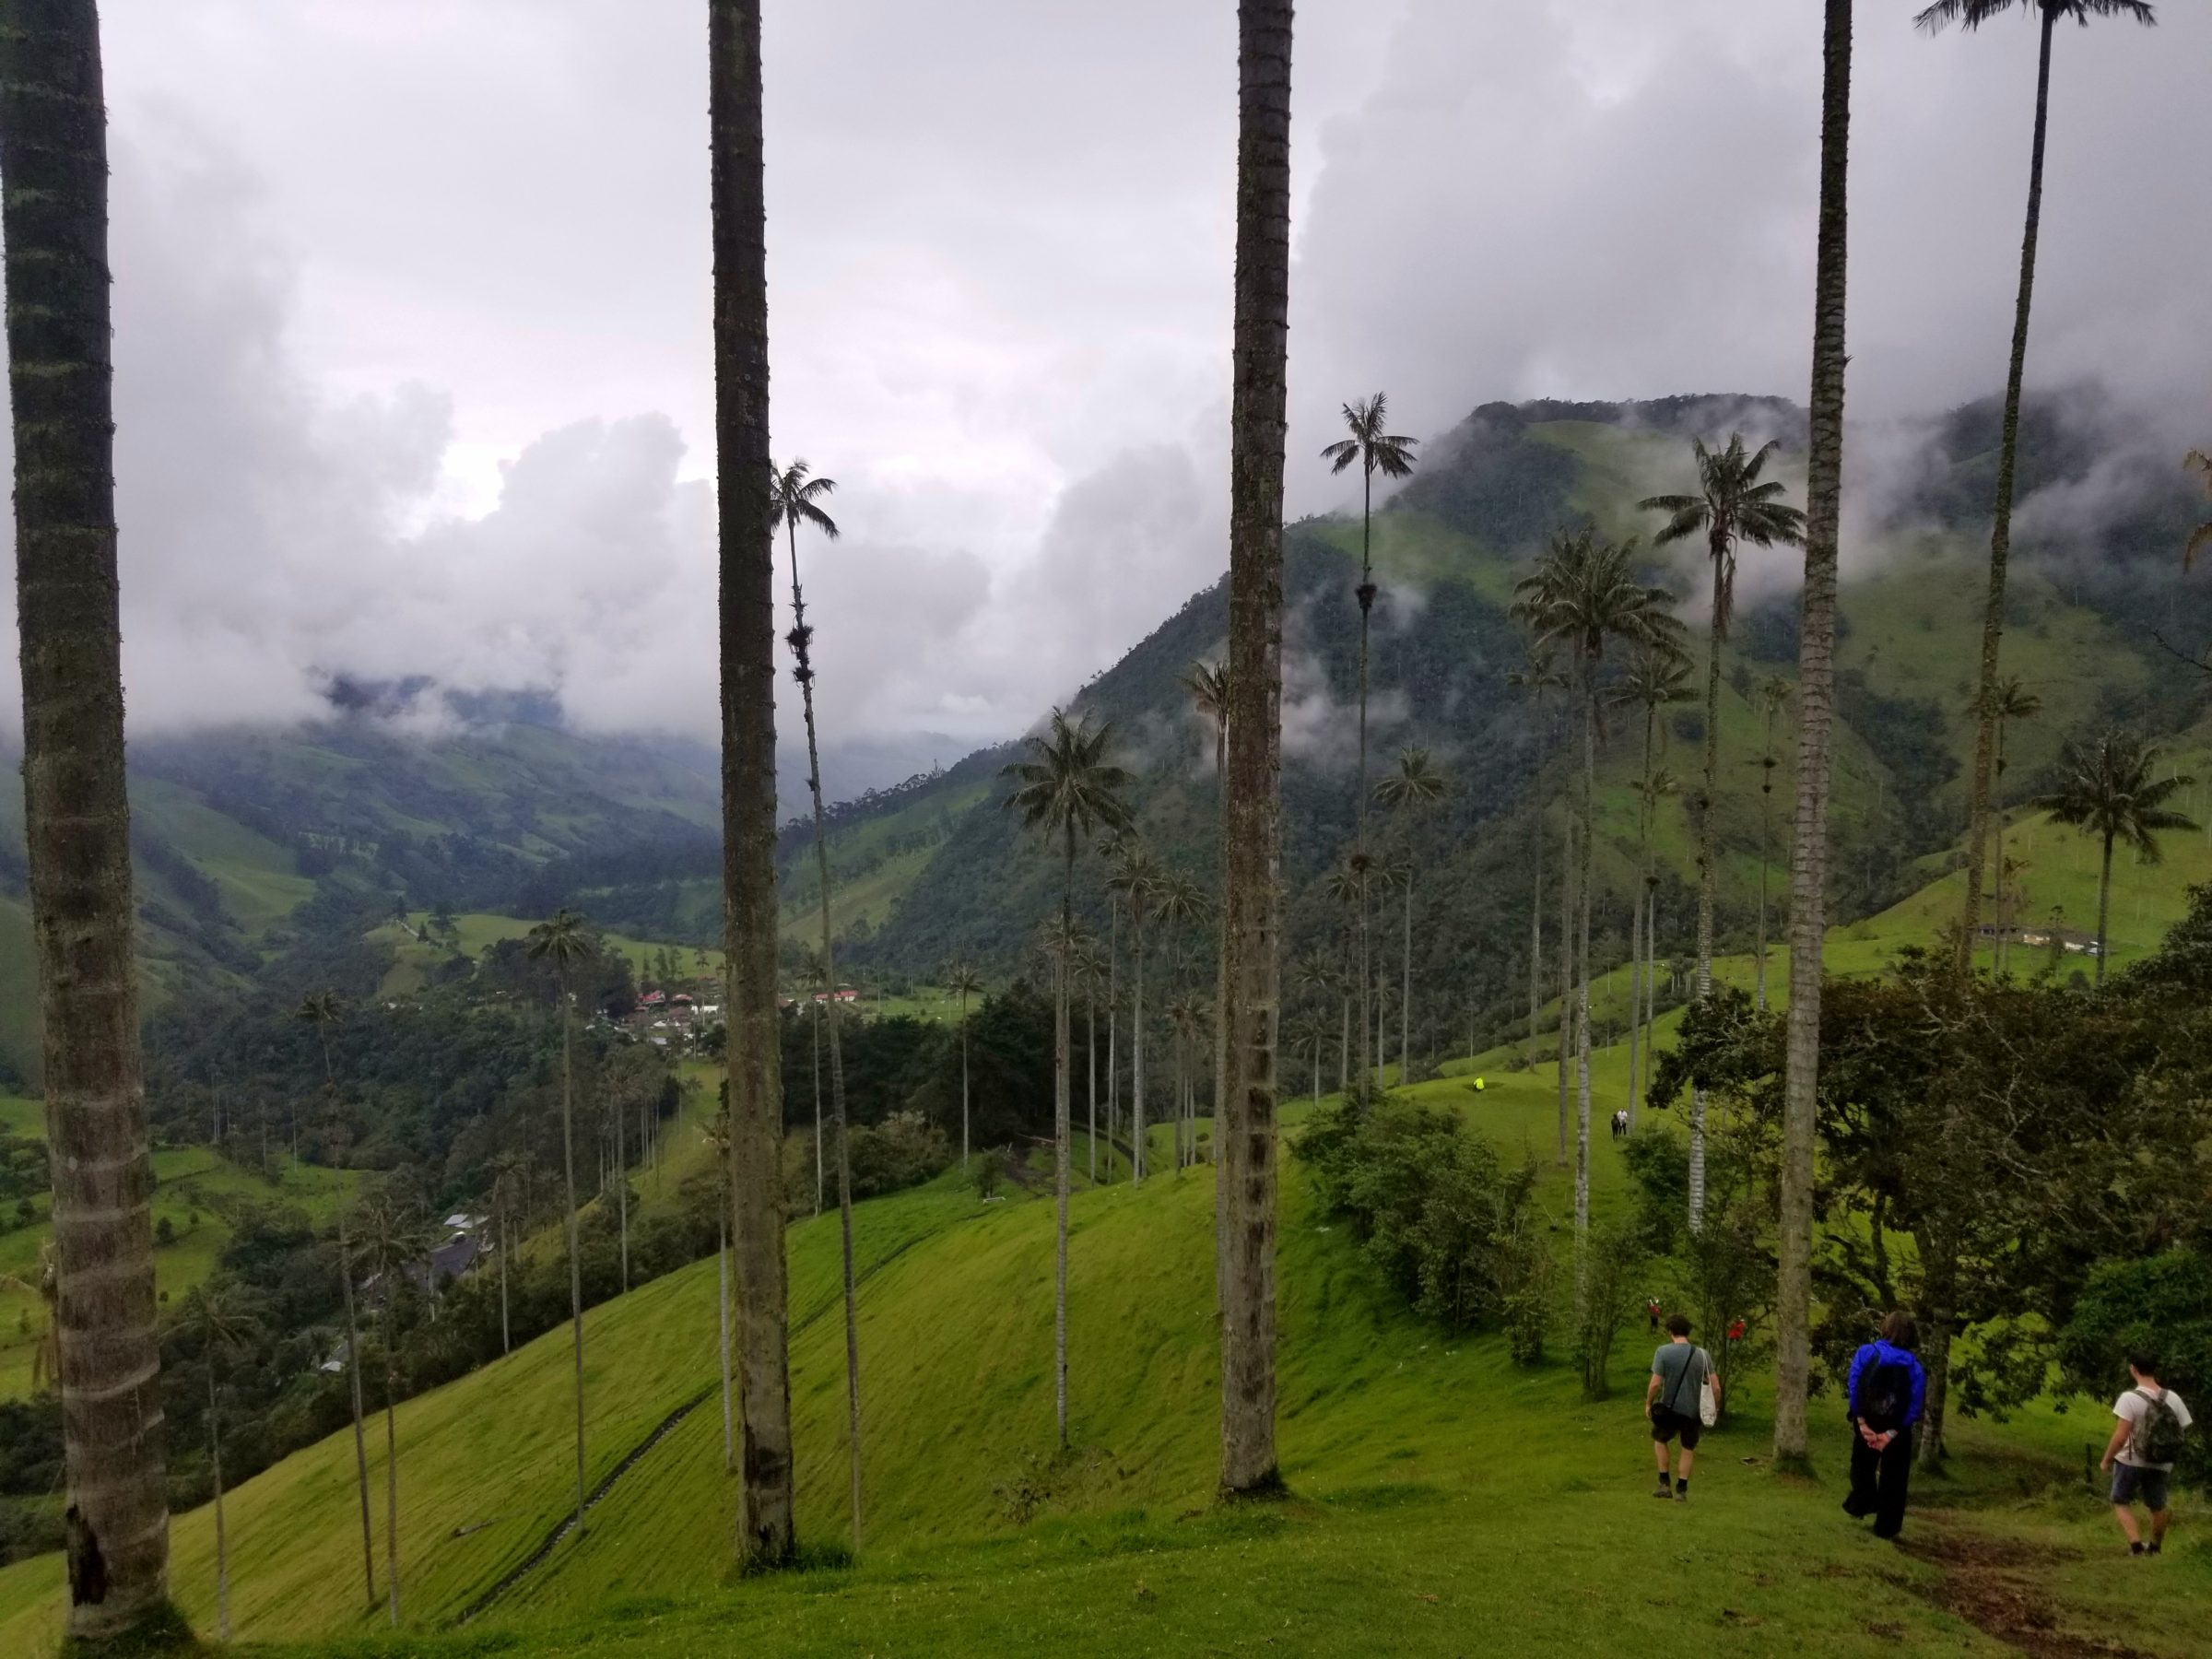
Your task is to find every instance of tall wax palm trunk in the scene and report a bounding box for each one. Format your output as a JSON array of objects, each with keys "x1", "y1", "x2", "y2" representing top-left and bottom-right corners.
[
  {"x1": 1526, "y1": 810, "x2": 1544, "y2": 1065},
  {"x1": 1399, "y1": 876, "x2": 1413, "y2": 1082},
  {"x1": 812, "y1": 999, "x2": 823, "y2": 1215},
  {"x1": 0, "y1": 4, "x2": 171, "y2": 1636},
  {"x1": 616, "y1": 1088, "x2": 629, "y2": 1293},
  {"x1": 1053, "y1": 832, "x2": 1076, "y2": 1448},
  {"x1": 1106, "y1": 905, "x2": 1119, "y2": 1173},
  {"x1": 958, "y1": 985, "x2": 971, "y2": 1171},
  {"x1": 710, "y1": 0, "x2": 794, "y2": 1566},
  {"x1": 381, "y1": 1292, "x2": 399, "y2": 1625},
  {"x1": 207, "y1": 1362, "x2": 229, "y2": 1640},
  {"x1": 2094, "y1": 828, "x2": 2114, "y2": 986},
  {"x1": 1132, "y1": 909, "x2": 1147, "y2": 1183},
  {"x1": 718, "y1": 1207, "x2": 733, "y2": 1472},
  {"x1": 1087, "y1": 988, "x2": 1098, "y2": 1183},
  {"x1": 557, "y1": 982, "x2": 585, "y2": 1540},
  {"x1": 1689, "y1": 590, "x2": 1723, "y2": 1230},
  {"x1": 1574, "y1": 680, "x2": 1596, "y2": 1258},
  {"x1": 1557, "y1": 810, "x2": 1573, "y2": 1166},
  {"x1": 1956, "y1": 1, "x2": 2061, "y2": 971},
  {"x1": 1775, "y1": 0, "x2": 1853, "y2": 1465},
  {"x1": 1219, "y1": 0, "x2": 1292, "y2": 1495},
  {"x1": 339, "y1": 1216, "x2": 375, "y2": 1607},
  {"x1": 787, "y1": 518, "x2": 864, "y2": 1551}
]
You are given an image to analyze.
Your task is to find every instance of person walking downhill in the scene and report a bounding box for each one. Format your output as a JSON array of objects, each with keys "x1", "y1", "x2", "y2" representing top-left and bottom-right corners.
[
  {"x1": 1842, "y1": 1312, "x2": 1926, "y2": 1542},
  {"x1": 1646, "y1": 1314, "x2": 1717, "y2": 1502},
  {"x1": 2101, "y1": 1350, "x2": 2192, "y2": 1558}
]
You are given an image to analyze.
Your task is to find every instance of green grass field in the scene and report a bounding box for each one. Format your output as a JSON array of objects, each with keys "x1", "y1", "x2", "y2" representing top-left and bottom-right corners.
[{"x1": 1, "y1": 1037, "x2": 2200, "y2": 1657}]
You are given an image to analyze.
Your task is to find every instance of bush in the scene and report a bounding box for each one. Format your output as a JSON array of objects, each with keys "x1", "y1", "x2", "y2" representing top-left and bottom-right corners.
[{"x1": 1297, "y1": 1099, "x2": 1547, "y2": 1342}]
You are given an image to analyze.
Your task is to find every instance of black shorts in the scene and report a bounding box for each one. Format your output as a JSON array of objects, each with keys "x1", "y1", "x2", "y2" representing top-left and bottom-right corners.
[
  {"x1": 1652, "y1": 1406, "x2": 1701, "y2": 1449},
  {"x1": 2112, "y1": 1464, "x2": 2171, "y2": 1512}
]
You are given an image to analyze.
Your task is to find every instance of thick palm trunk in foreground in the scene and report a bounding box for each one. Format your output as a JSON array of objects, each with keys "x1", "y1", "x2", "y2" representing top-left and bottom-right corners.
[
  {"x1": 711, "y1": 0, "x2": 795, "y2": 1568},
  {"x1": 1218, "y1": 0, "x2": 1292, "y2": 1498},
  {"x1": 0, "y1": 2, "x2": 171, "y2": 1636},
  {"x1": 1775, "y1": 0, "x2": 1853, "y2": 1467}
]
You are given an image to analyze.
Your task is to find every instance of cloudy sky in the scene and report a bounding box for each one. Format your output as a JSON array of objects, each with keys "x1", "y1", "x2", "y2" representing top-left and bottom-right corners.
[{"x1": 6, "y1": 0, "x2": 2206, "y2": 760}]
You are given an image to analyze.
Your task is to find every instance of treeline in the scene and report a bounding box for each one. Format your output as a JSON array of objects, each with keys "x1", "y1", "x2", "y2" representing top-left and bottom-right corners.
[{"x1": 1641, "y1": 887, "x2": 2212, "y2": 1471}]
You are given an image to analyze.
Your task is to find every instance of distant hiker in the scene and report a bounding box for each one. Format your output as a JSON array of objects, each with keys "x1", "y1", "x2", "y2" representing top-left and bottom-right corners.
[
  {"x1": 2101, "y1": 1350, "x2": 2193, "y2": 1557},
  {"x1": 1610, "y1": 1109, "x2": 1628, "y2": 1140},
  {"x1": 1646, "y1": 1313, "x2": 1717, "y2": 1501},
  {"x1": 1646, "y1": 1298, "x2": 1662, "y2": 1335},
  {"x1": 1843, "y1": 1311, "x2": 1926, "y2": 1542}
]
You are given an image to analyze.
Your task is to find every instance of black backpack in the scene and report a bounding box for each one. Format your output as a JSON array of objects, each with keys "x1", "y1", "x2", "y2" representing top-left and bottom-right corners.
[
  {"x1": 2131, "y1": 1390, "x2": 2187, "y2": 1466},
  {"x1": 1860, "y1": 1357, "x2": 1913, "y2": 1431}
]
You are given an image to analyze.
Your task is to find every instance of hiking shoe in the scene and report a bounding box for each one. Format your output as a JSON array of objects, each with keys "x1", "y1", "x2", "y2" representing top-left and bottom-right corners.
[
  {"x1": 2130, "y1": 1542, "x2": 2146, "y2": 1556},
  {"x1": 1672, "y1": 1488, "x2": 1688, "y2": 1503},
  {"x1": 1653, "y1": 1483, "x2": 1674, "y2": 1500},
  {"x1": 2147, "y1": 1543, "x2": 2161, "y2": 1557}
]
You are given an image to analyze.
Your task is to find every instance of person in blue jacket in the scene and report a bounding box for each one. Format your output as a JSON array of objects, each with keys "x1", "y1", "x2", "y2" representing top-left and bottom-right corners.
[{"x1": 1842, "y1": 1311, "x2": 1927, "y2": 1540}]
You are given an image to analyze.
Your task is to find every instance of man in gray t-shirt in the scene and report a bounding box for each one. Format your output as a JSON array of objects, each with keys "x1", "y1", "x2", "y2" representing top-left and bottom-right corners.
[{"x1": 1644, "y1": 1313, "x2": 1718, "y2": 1501}]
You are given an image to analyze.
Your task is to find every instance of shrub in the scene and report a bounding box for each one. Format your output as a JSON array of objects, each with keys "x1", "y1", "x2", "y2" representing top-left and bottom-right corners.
[{"x1": 1297, "y1": 1099, "x2": 1547, "y2": 1342}]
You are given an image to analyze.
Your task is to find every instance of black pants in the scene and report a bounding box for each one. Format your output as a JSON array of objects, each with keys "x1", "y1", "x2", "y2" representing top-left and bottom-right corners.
[{"x1": 1845, "y1": 1422, "x2": 1912, "y2": 1538}]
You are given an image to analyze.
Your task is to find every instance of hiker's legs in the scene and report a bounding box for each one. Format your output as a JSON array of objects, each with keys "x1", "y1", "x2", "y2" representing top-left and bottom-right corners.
[
  {"x1": 2112, "y1": 1503, "x2": 2143, "y2": 1547},
  {"x1": 1652, "y1": 1432, "x2": 1671, "y2": 1477},
  {"x1": 1676, "y1": 1444, "x2": 1696, "y2": 1483},
  {"x1": 1873, "y1": 1435, "x2": 1912, "y2": 1539},
  {"x1": 1844, "y1": 1430, "x2": 1879, "y2": 1518},
  {"x1": 2150, "y1": 1504, "x2": 2171, "y2": 1545}
]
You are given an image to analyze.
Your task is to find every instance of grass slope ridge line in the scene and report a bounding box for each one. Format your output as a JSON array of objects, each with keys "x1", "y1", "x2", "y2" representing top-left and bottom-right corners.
[
  {"x1": 454, "y1": 1387, "x2": 712, "y2": 1627},
  {"x1": 457, "y1": 1201, "x2": 971, "y2": 1627}
]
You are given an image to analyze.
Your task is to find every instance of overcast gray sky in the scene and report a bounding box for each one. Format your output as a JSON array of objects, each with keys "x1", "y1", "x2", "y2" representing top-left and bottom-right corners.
[{"x1": 7, "y1": 0, "x2": 2206, "y2": 752}]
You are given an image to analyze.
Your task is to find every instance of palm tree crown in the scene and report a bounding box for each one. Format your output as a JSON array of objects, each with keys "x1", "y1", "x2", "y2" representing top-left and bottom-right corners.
[
  {"x1": 2033, "y1": 732, "x2": 2195, "y2": 862},
  {"x1": 771, "y1": 459, "x2": 840, "y2": 543},
  {"x1": 1510, "y1": 529, "x2": 1687, "y2": 672},
  {"x1": 1611, "y1": 644, "x2": 1696, "y2": 732},
  {"x1": 1374, "y1": 747, "x2": 1448, "y2": 813},
  {"x1": 1914, "y1": 0, "x2": 2153, "y2": 33},
  {"x1": 1180, "y1": 660, "x2": 1230, "y2": 735},
  {"x1": 1639, "y1": 434, "x2": 1806, "y2": 638},
  {"x1": 1002, "y1": 708, "x2": 1135, "y2": 854},
  {"x1": 526, "y1": 909, "x2": 595, "y2": 983},
  {"x1": 1320, "y1": 394, "x2": 1418, "y2": 495}
]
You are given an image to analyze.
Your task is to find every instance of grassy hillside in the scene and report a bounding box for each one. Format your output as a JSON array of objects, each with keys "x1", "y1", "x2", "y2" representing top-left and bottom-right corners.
[{"x1": 1, "y1": 1035, "x2": 2203, "y2": 1654}]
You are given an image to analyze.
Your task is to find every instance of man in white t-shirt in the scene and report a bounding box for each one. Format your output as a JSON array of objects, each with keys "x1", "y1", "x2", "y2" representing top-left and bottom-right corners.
[{"x1": 2100, "y1": 1349, "x2": 2193, "y2": 1557}]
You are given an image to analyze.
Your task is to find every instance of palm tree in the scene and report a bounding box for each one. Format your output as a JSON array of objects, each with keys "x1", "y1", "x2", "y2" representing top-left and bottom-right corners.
[
  {"x1": 1004, "y1": 708, "x2": 1134, "y2": 1449},
  {"x1": 797, "y1": 944, "x2": 830, "y2": 1213},
  {"x1": 1320, "y1": 863, "x2": 1363, "y2": 1092},
  {"x1": 771, "y1": 453, "x2": 868, "y2": 1547},
  {"x1": 488, "y1": 1153, "x2": 525, "y2": 1359},
  {"x1": 1776, "y1": 0, "x2": 1856, "y2": 1469},
  {"x1": 1507, "y1": 643, "x2": 1570, "y2": 1074},
  {"x1": 1322, "y1": 394, "x2": 1418, "y2": 1099},
  {"x1": 1073, "y1": 944, "x2": 1108, "y2": 1182},
  {"x1": 300, "y1": 989, "x2": 378, "y2": 1607},
  {"x1": 1754, "y1": 676, "x2": 1794, "y2": 1010},
  {"x1": 0, "y1": 6, "x2": 171, "y2": 1634},
  {"x1": 1610, "y1": 646, "x2": 1692, "y2": 1126},
  {"x1": 944, "y1": 961, "x2": 984, "y2": 1170},
  {"x1": 1285, "y1": 1012, "x2": 1330, "y2": 1105},
  {"x1": 358, "y1": 1196, "x2": 430, "y2": 1628},
  {"x1": 1222, "y1": 0, "x2": 1295, "y2": 1496},
  {"x1": 2186, "y1": 451, "x2": 2211, "y2": 570},
  {"x1": 1149, "y1": 871, "x2": 1209, "y2": 1165},
  {"x1": 1641, "y1": 434, "x2": 1806, "y2": 1230},
  {"x1": 1181, "y1": 659, "x2": 1231, "y2": 1167},
  {"x1": 711, "y1": 0, "x2": 794, "y2": 1569},
  {"x1": 1627, "y1": 766, "x2": 1681, "y2": 1125},
  {"x1": 525, "y1": 909, "x2": 594, "y2": 1545},
  {"x1": 1915, "y1": 0, "x2": 2159, "y2": 973},
  {"x1": 1512, "y1": 529, "x2": 1685, "y2": 1265},
  {"x1": 177, "y1": 1286, "x2": 258, "y2": 1641},
  {"x1": 1375, "y1": 747, "x2": 1448, "y2": 1080},
  {"x1": 1106, "y1": 845, "x2": 1161, "y2": 1182},
  {"x1": 1983, "y1": 674, "x2": 2043, "y2": 974},
  {"x1": 2033, "y1": 732, "x2": 2195, "y2": 984}
]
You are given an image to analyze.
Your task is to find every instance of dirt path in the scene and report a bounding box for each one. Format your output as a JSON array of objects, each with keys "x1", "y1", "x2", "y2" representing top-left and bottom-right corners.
[{"x1": 1903, "y1": 1517, "x2": 2152, "y2": 1659}]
